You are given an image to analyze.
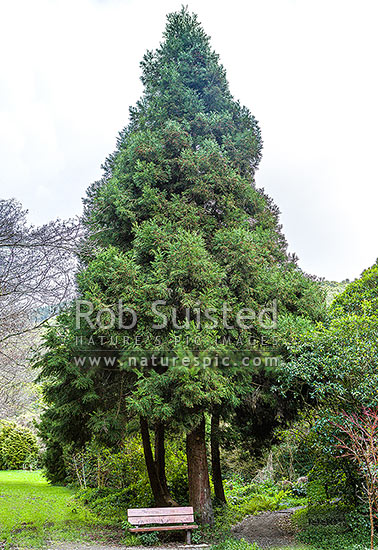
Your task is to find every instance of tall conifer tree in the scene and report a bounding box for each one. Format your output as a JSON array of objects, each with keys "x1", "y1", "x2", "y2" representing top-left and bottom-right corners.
[{"x1": 36, "y1": 8, "x2": 325, "y2": 524}]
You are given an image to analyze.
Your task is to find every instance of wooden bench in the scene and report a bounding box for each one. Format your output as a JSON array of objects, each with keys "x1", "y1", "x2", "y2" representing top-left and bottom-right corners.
[{"x1": 128, "y1": 506, "x2": 198, "y2": 544}]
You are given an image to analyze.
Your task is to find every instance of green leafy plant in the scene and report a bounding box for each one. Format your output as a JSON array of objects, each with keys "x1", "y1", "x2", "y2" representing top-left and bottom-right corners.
[
  {"x1": 139, "y1": 531, "x2": 160, "y2": 546},
  {"x1": 72, "y1": 436, "x2": 188, "y2": 521},
  {"x1": 0, "y1": 421, "x2": 39, "y2": 470},
  {"x1": 293, "y1": 503, "x2": 373, "y2": 550},
  {"x1": 121, "y1": 533, "x2": 142, "y2": 546}
]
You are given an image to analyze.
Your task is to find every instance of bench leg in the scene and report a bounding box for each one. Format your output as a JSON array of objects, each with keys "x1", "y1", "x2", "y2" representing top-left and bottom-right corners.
[{"x1": 186, "y1": 530, "x2": 191, "y2": 545}]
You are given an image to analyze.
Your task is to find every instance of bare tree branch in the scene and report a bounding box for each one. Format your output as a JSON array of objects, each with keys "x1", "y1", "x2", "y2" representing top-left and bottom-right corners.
[{"x1": 0, "y1": 198, "x2": 81, "y2": 421}]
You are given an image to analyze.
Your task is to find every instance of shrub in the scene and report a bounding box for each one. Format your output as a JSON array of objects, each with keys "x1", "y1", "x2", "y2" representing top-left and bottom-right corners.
[
  {"x1": 292, "y1": 503, "x2": 351, "y2": 529},
  {"x1": 0, "y1": 421, "x2": 39, "y2": 470},
  {"x1": 42, "y1": 438, "x2": 67, "y2": 484},
  {"x1": 271, "y1": 413, "x2": 316, "y2": 482},
  {"x1": 72, "y1": 437, "x2": 188, "y2": 521},
  {"x1": 67, "y1": 436, "x2": 187, "y2": 495},
  {"x1": 275, "y1": 412, "x2": 362, "y2": 505},
  {"x1": 293, "y1": 504, "x2": 372, "y2": 550},
  {"x1": 122, "y1": 534, "x2": 141, "y2": 546},
  {"x1": 76, "y1": 484, "x2": 154, "y2": 521},
  {"x1": 139, "y1": 532, "x2": 160, "y2": 546}
]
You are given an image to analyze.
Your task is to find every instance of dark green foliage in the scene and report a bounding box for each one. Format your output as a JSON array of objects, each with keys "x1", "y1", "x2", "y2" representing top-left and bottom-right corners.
[
  {"x1": 280, "y1": 259, "x2": 378, "y2": 508},
  {"x1": 282, "y1": 259, "x2": 378, "y2": 410},
  {"x1": 293, "y1": 504, "x2": 372, "y2": 550},
  {"x1": 331, "y1": 259, "x2": 378, "y2": 315},
  {"x1": 72, "y1": 437, "x2": 187, "y2": 517},
  {"x1": 35, "y1": 7, "x2": 325, "y2": 490},
  {"x1": 42, "y1": 439, "x2": 68, "y2": 484},
  {"x1": 139, "y1": 532, "x2": 160, "y2": 546},
  {"x1": 0, "y1": 421, "x2": 39, "y2": 470}
]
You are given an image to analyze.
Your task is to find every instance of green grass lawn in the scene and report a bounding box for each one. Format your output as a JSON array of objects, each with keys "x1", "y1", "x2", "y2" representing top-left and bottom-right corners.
[{"x1": 0, "y1": 470, "x2": 117, "y2": 548}]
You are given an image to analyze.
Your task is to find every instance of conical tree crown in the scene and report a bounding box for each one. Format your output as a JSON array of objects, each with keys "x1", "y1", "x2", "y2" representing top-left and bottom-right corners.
[
  {"x1": 84, "y1": 8, "x2": 265, "y2": 250},
  {"x1": 138, "y1": 9, "x2": 231, "y2": 119},
  {"x1": 133, "y1": 8, "x2": 262, "y2": 175}
]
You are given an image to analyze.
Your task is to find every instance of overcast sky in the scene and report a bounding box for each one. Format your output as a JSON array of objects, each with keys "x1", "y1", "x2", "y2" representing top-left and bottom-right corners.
[{"x1": 1, "y1": 0, "x2": 377, "y2": 281}]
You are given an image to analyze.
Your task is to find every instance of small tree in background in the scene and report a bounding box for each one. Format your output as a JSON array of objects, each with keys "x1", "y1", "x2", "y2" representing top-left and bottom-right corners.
[
  {"x1": 0, "y1": 421, "x2": 39, "y2": 470},
  {"x1": 333, "y1": 408, "x2": 378, "y2": 550}
]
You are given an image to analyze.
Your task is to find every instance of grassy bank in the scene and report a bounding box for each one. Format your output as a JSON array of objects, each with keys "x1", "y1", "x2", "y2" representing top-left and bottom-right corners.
[{"x1": 0, "y1": 470, "x2": 117, "y2": 548}]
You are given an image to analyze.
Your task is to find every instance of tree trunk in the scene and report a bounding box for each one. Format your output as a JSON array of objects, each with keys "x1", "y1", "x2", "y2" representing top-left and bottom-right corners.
[
  {"x1": 140, "y1": 416, "x2": 176, "y2": 507},
  {"x1": 155, "y1": 423, "x2": 169, "y2": 494},
  {"x1": 186, "y1": 415, "x2": 214, "y2": 525},
  {"x1": 154, "y1": 423, "x2": 178, "y2": 506},
  {"x1": 210, "y1": 411, "x2": 226, "y2": 504}
]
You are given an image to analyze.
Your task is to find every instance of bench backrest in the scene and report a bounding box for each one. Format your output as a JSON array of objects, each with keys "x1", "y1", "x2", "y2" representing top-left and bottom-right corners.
[{"x1": 128, "y1": 506, "x2": 194, "y2": 526}]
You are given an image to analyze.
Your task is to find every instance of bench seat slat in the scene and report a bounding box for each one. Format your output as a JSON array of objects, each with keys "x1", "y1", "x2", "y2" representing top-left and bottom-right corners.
[
  {"x1": 128, "y1": 507, "x2": 193, "y2": 517},
  {"x1": 129, "y1": 525, "x2": 198, "y2": 533},
  {"x1": 129, "y1": 514, "x2": 193, "y2": 526}
]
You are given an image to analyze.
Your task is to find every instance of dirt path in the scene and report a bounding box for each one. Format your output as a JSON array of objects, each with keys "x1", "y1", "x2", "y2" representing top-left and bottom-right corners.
[
  {"x1": 48, "y1": 544, "x2": 210, "y2": 550},
  {"x1": 231, "y1": 507, "x2": 302, "y2": 548}
]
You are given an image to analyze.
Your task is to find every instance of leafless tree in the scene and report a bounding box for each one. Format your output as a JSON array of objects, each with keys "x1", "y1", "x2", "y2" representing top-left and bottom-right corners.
[
  {"x1": 0, "y1": 198, "x2": 81, "y2": 421},
  {"x1": 334, "y1": 409, "x2": 378, "y2": 550}
]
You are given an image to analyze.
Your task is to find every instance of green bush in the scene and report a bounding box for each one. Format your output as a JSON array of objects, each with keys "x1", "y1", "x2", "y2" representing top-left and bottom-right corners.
[
  {"x1": 271, "y1": 413, "x2": 316, "y2": 482},
  {"x1": 0, "y1": 421, "x2": 39, "y2": 470},
  {"x1": 292, "y1": 503, "x2": 351, "y2": 529},
  {"x1": 305, "y1": 418, "x2": 361, "y2": 505},
  {"x1": 68, "y1": 436, "x2": 187, "y2": 495},
  {"x1": 293, "y1": 504, "x2": 372, "y2": 550},
  {"x1": 139, "y1": 532, "x2": 160, "y2": 546},
  {"x1": 76, "y1": 484, "x2": 154, "y2": 521},
  {"x1": 121, "y1": 533, "x2": 141, "y2": 547},
  {"x1": 42, "y1": 438, "x2": 67, "y2": 484},
  {"x1": 72, "y1": 437, "x2": 188, "y2": 521},
  {"x1": 273, "y1": 411, "x2": 362, "y2": 505}
]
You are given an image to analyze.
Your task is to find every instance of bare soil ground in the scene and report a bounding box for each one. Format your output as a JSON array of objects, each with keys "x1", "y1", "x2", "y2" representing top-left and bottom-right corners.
[{"x1": 231, "y1": 507, "x2": 302, "y2": 549}]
